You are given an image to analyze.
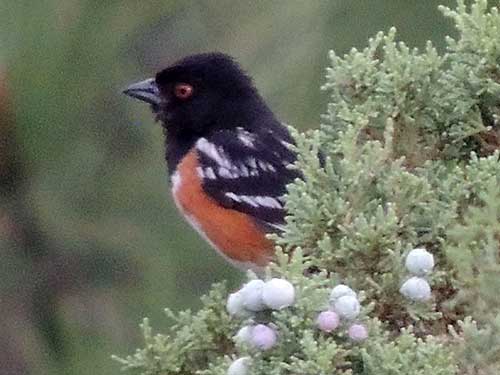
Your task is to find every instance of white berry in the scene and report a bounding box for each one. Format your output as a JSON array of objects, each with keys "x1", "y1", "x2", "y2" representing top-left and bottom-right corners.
[
  {"x1": 348, "y1": 323, "x2": 368, "y2": 342},
  {"x1": 250, "y1": 324, "x2": 277, "y2": 350},
  {"x1": 227, "y1": 292, "x2": 246, "y2": 317},
  {"x1": 234, "y1": 325, "x2": 253, "y2": 344},
  {"x1": 228, "y1": 357, "x2": 251, "y2": 375},
  {"x1": 405, "y1": 248, "x2": 435, "y2": 275},
  {"x1": 333, "y1": 295, "x2": 360, "y2": 320},
  {"x1": 329, "y1": 284, "x2": 356, "y2": 304},
  {"x1": 400, "y1": 277, "x2": 432, "y2": 302},
  {"x1": 262, "y1": 278, "x2": 295, "y2": 310},
  {"x1": 240, "y1": 279, "x2": 266, "y2": 312}
]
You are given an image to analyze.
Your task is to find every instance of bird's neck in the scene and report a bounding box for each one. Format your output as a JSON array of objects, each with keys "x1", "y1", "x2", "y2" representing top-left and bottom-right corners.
[{"x1": 163, "y1": 129, "x2": 197, "y2": 174}]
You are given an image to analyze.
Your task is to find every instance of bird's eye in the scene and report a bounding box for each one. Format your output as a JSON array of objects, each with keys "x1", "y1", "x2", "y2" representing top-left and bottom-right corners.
[{"x1": 174, "y1": 83, "x2": 194, "y2": 100}]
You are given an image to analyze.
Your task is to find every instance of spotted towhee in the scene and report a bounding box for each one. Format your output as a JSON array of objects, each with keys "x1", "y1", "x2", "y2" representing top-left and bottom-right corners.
[{"x1": 123, "y1": 53, "x2": 299, "y2": 271}]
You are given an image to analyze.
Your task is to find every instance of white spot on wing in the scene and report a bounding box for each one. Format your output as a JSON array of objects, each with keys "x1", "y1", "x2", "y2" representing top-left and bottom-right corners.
[
  {"x1": 266, "y1": 222, "x2": 286, "y2": 231},
  {"x1": 225, "y1": 192, "x2": 242, "y2": 202},
  {"x1": 204, "y1": 167, "x2": 216, "y2": 179},
  {"x1": 236, "y1": 127, "x2": 256, "y2": 148},
  {"x1": 218, "y1": 167, "x2": 237, "y2": 179},
  {"x1": 196, "y1": 138, "x2": 232, "y2": 168},
  {"x1": 254, "y1": 196, "x2": 282, "y2": 209},
  {"x1": 241, "y1": 196, "x2": 259, "y2": 207},
  {"x1": 196, "y1": 137, "x2": 278, "y2": 181},
  {"x1": 224, "y1": 193, "x2": 283, "y2": 209},
  {"x1": 246, "y1": 157, "x2": 257, "y2": 169},
  {"x1": 197, "y1": 166, "x2": 217, "y2": 180},
  {"x1": 238, "y1": 164, "x2": 249, "y2": 177},
  {"x1": 258, "y1": 160, "x2": 277, "y2": 172},
  {"x1": 280, "y1": 139, "x2": 292, "y2": 149}
]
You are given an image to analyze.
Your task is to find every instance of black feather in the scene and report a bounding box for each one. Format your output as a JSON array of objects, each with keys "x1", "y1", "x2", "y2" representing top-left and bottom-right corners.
[{"x1": 145, "y1": 53, "x2": 300, "y2": 231}]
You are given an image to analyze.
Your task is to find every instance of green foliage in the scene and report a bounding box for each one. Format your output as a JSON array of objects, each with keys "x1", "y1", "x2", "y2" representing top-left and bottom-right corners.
[
  {"x1": 115, "y1": 252, "x2": 458, "y2": 375},
  {"x1": 116, "y1": 1, "x2": 500, "y2": 374},
  {"x1": 360, "y1": 322, "x2": 456, "y2": 375},
  {"x1": 113, "y1": 284, "x2": 238, "y2": 374}
]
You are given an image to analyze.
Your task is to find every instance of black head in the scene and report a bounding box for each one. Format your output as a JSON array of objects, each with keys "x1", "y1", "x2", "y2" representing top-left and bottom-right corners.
[{"x1": 123, "y1": 53, "x2": 272, "y2": 137}]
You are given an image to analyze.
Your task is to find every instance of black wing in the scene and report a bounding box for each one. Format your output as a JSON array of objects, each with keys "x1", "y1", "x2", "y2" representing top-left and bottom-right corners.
[{"x1": 194, "y1": 125, "x2": 299, "y2": 232}]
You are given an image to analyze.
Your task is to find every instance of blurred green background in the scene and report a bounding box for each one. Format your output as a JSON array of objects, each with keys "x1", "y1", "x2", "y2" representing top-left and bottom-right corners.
[{"x1": 1, "y1": 1, "x2": 456, "y2": 374}]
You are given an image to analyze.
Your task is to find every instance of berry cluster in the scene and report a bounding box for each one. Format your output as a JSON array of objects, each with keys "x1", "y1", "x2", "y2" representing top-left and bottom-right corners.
[
  {"x1": 226, "y1": 278, "x2": 295, "y2": 317},
  {"x1": 226, "y1": 279, "x2": 367, "y2": 374},
  {"x1": 317, "y1": 284, "x2": 368, "y2": 341},
  {"x1": 226, "y1": 278, "x2": 294, "y2": 352},
  {"x1": 399, "y1": 248, "x2": 435, "y2": 302},
  {"x1": 226, "y1": 278, "x2": 295, "y2": 375}
]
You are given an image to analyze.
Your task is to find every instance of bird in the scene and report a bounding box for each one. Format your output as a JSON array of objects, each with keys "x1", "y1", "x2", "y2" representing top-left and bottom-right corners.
[{"x1": 123, "y1": 53, "x2": 300, "y2": 271}]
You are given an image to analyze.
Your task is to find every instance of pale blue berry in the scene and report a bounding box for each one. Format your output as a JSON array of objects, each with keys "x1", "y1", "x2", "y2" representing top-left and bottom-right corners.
[
  {"x1": 333, "y1": 295, "x2": 360, "y2": 320},
  {"x1": 316, "y1": 311, "x2": 340, "y2": 332},
  {"x1": 227, "y1": 292, "x2": 246, "y2": 317},
  {"x1": 250, "y1": 324, "x2": 277, "y2": 350},
  {"x1": 262, "y1": 278, "x2": 295, "y2": 310},
  {"x1": 405, "y1": 248, "x2": 435, "y2": 275},
  {"x1": 329, "y1": 284, "x2": 356, "y2": 304},
  {"x1": 240, "y1": 279, "x2": 266, "y2": 312},
  {"x1": 400, "y1": 276, "x2": 431, "y2": 302},
  {"x1": 348, "y1": 323, "x2": 368, "y2": 342},
  {"x1": 234, "y1": 325, "x2": 253, "y2": 344},
  {"x1": 227, "y1": 357, "x2": 250, "y2": 375}
]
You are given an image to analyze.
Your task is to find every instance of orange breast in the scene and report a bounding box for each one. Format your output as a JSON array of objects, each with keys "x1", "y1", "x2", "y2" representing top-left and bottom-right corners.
[{"x1": 172, "y1": 150, "x2": 274, "y2": 267}]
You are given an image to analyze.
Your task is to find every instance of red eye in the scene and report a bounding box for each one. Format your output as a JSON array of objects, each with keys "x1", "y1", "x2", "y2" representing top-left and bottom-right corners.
[{"x1": 174, "y1": 83, "x2": 193, "y2": 100}]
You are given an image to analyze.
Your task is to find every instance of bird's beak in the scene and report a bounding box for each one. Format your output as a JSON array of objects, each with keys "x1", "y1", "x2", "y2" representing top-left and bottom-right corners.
[{"x1": 122, "y1": 78, "x2": 161, "y2": 106}]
